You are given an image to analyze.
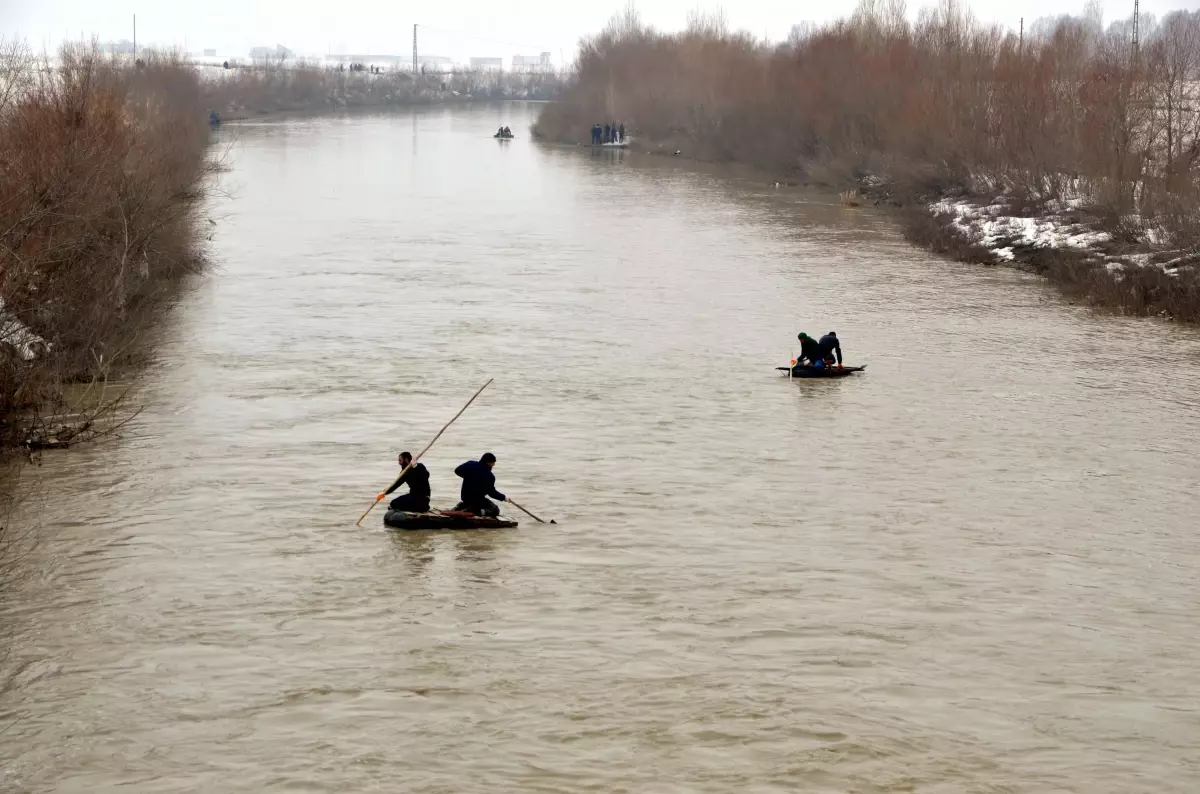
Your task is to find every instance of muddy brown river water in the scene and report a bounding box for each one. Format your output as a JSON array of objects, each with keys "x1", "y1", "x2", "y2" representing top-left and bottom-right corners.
[{"x1": 2, "y1": 103, "x2": 1199, "y2": 793}]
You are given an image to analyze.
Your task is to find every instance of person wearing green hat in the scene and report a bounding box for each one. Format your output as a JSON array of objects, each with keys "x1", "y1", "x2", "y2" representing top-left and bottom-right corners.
[{"x1": 796, "y1": 332, "x2": 824, "y2": 367}]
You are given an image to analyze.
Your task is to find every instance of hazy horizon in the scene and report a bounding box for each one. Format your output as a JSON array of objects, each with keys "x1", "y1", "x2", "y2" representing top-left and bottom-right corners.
[{"x1": 2, "y1": 0, "x2": 1194, "y2": 66}]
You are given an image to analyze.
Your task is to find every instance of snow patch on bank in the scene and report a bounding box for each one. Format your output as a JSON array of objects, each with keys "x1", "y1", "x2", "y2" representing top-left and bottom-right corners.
[
  {"x1": 0, "y1": 298, "x2": 49, "y2": 361},
  {"x1": 929, "y1": 198, "x2": 1113, "y2": 257},
  {"x1": 925, "y1": 195, "x2": 1195, "y2": 278}
]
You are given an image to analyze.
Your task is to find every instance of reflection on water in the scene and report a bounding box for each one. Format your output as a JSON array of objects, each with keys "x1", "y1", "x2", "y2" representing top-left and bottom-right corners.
[
  {"x1": 2, "y1": 103, "x2": 1200, "y2": 794},
  {"x1": 385, "y1": 529, "x2": 508, "y2": 585}
]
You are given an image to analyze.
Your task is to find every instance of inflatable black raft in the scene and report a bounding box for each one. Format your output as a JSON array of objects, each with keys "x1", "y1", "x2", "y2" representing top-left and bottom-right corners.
[
  {"x1": 775, "y1": 364, "x2": 867, "y2": 378},
  {"x1": 384, "y1": 509, "x2": 518, "y2": 530}
]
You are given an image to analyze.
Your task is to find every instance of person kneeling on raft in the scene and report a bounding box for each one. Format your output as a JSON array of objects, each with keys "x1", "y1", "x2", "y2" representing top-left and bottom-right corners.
[
  {"x1": 382, "y1": 451, "x2": 431, "y2": 512},
  {"x1": 453, "y1": 452, "x2": 507, "y2": 517}
]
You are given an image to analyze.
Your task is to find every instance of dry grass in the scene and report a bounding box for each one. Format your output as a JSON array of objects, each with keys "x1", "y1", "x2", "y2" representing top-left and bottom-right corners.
[{"x1": 900, "y1": 205, "x2": 997, "y2": 264}]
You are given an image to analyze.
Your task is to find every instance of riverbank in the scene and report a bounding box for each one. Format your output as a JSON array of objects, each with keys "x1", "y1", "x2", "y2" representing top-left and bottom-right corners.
[
  {"x1": 0, "y1": 44, "x2": 215, "y2": 454},
  {"x1": 534, "y1": 5, "x2": 1200, "y2": 322},
  {"x1": 903, "y1": 188, "x2": 1200, "y2": 321}
]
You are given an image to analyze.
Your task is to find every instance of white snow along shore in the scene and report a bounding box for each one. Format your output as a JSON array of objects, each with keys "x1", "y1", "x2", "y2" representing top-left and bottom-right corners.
[
  {"x1": 929, "y1": 198, "x2": 1113, "y2": 264},
  {"x1": 0, "y1": 298, "x2": 49, "y2": 361}
]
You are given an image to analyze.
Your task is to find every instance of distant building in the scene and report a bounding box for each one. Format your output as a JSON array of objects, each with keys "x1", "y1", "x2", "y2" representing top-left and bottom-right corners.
[
  {"x1": 511, "y1": 52, "x2": 553, "y2": 72},
  {"x1": 329, "y1": 53, "x2": 409, "y2": 68},
  {"x1": 203, "y1": 49, "x2": 217, "y2": 57},
  {"x1": 249, "y1": 45, "x2": 293, "y2": 61},
  {"x1": 100, "y1": 40, "x2": 136, "y2": 54},
  {"x1": 470, "y1": 57, "x2": 503, "y2": 70},
  {"x1": 417, "y1": 55, "x2": 455, "y2": 71}
]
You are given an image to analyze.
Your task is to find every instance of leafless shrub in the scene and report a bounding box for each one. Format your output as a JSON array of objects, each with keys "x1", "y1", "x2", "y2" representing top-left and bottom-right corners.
[
  {"x1": 0, "y1": 40, "x2": 216, "y2": 453},
  {"x1": 539, "y1": 3, "x2": 1199, "y2": 205}
]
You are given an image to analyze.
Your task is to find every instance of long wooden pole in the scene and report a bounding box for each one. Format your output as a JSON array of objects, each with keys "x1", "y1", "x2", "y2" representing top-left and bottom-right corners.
[
  {"x1": 355, "y1": 377, "x2": 493, "y2": 526},
  {"x1": 508, "y1": 498, "x2": 551, "y2": 524}
]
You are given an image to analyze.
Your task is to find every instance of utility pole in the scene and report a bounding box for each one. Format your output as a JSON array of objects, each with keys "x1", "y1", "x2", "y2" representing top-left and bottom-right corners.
[
  {"x1": 133, "y1": 14, "x2": 137, "y2": 55},
  {"x1": 1019, "y1": 18, "x2": 1023, "y2": 54},
  {"x1": 413, "y1": 24, "x2": 418, "y2": 74},
  {"x1": 1132, "y1": 0, "x2": 1140, "y2": 61}
]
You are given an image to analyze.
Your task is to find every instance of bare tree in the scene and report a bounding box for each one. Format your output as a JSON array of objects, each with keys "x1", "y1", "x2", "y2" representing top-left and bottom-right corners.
[
  {"x1": 1147, "y1": 11, "x2": 1200, "y2": 192},
  {"x1": 1, "y1": 42, "x2": 217, "y2": 453}
]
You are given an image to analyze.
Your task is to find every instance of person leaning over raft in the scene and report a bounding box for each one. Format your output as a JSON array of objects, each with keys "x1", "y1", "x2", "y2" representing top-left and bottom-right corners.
[
  {"x1": 382, "y1": 451, "x2": 431, "y2": 513},
  {"x1": 797, "y1": 332, "x2": 824, "y2": 367},
  {"x1": 819, "y1": 331, "x2": 842, "y2": 366},
  {"x1": 453, "y1": 453, "x2": 507, "y2": 517}
]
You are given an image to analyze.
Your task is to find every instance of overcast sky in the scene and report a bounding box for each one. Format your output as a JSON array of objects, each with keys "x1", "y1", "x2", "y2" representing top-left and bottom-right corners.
[{"x1": 2, "y1": 0, "x2": 1194, "y2": 64}]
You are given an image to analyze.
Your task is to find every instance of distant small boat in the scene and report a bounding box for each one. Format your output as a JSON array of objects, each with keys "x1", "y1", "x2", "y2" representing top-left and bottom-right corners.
[
  {"x1": 594, "y1": 141, "x2": 628, "y2": 148},
  {"x1": 776, "y1": 364, "x2": 867, "y2": 378},
  {"x1": 384, "y1": 509, "x2": 518, "y2": 530},
  {"x1": 494, "y1": 133, "x2": 514, "y2": 140}
]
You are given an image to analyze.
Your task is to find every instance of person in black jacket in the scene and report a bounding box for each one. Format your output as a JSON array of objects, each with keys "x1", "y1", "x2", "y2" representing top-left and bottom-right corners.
[
  {"x1": 818, "y1": 331, "x2": 842, "y2": 366},
  {"x1": 453, "y1": 453, "x2": 506, "y2": 517},
  {"x1": 797, "y1": 332, "x2": 824, "y2": 367},
  {"x1": 383, "y1": 451, "x2": 431, "y2": 512}
]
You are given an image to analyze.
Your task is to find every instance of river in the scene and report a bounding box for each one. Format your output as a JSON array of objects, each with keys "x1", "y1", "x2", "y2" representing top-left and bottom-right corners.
[{"x1": 2, "y1": 102, "x2": 1199, "y2": 793}]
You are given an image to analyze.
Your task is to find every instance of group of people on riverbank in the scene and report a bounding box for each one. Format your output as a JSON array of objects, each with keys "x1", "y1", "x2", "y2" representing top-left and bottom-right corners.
[
  {"x1": 383, "y1": 452, "x2": 508, "y2": 517},
  {"x1": 591, "y1": 121, "x2": 626, "y2": 145},
  {"x1": 796, "y1": 331, "x2": 843, "y2": 369}
]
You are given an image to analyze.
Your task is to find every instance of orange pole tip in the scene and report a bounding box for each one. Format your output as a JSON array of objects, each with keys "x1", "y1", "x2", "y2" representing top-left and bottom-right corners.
[{"x1": 376, "y1": 493, "x2": 385, "y2": 501}]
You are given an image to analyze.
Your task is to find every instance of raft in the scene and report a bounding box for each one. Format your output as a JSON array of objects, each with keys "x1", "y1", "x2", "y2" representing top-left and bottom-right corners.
[
  {"x1": 593, "y1": 141, "x2": 628, "y2": 148},
  {"x1": 383, "y1": 509, "x2": 518, "y2": 531},
  {"x1": 494, "y1": 134, "x2": 514, "y2": 140},
  {"x1": 776, "y1": 364, "x2": 867, "y2": 378}
]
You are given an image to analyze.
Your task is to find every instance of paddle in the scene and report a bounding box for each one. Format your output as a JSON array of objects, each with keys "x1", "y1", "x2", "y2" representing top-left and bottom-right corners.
[
  {"x1": 507, "y1": 498, "x2": 555, "y2": 524},
  {"x1": 355, "y1": 377, "x2": 494, "y2": 527}
]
